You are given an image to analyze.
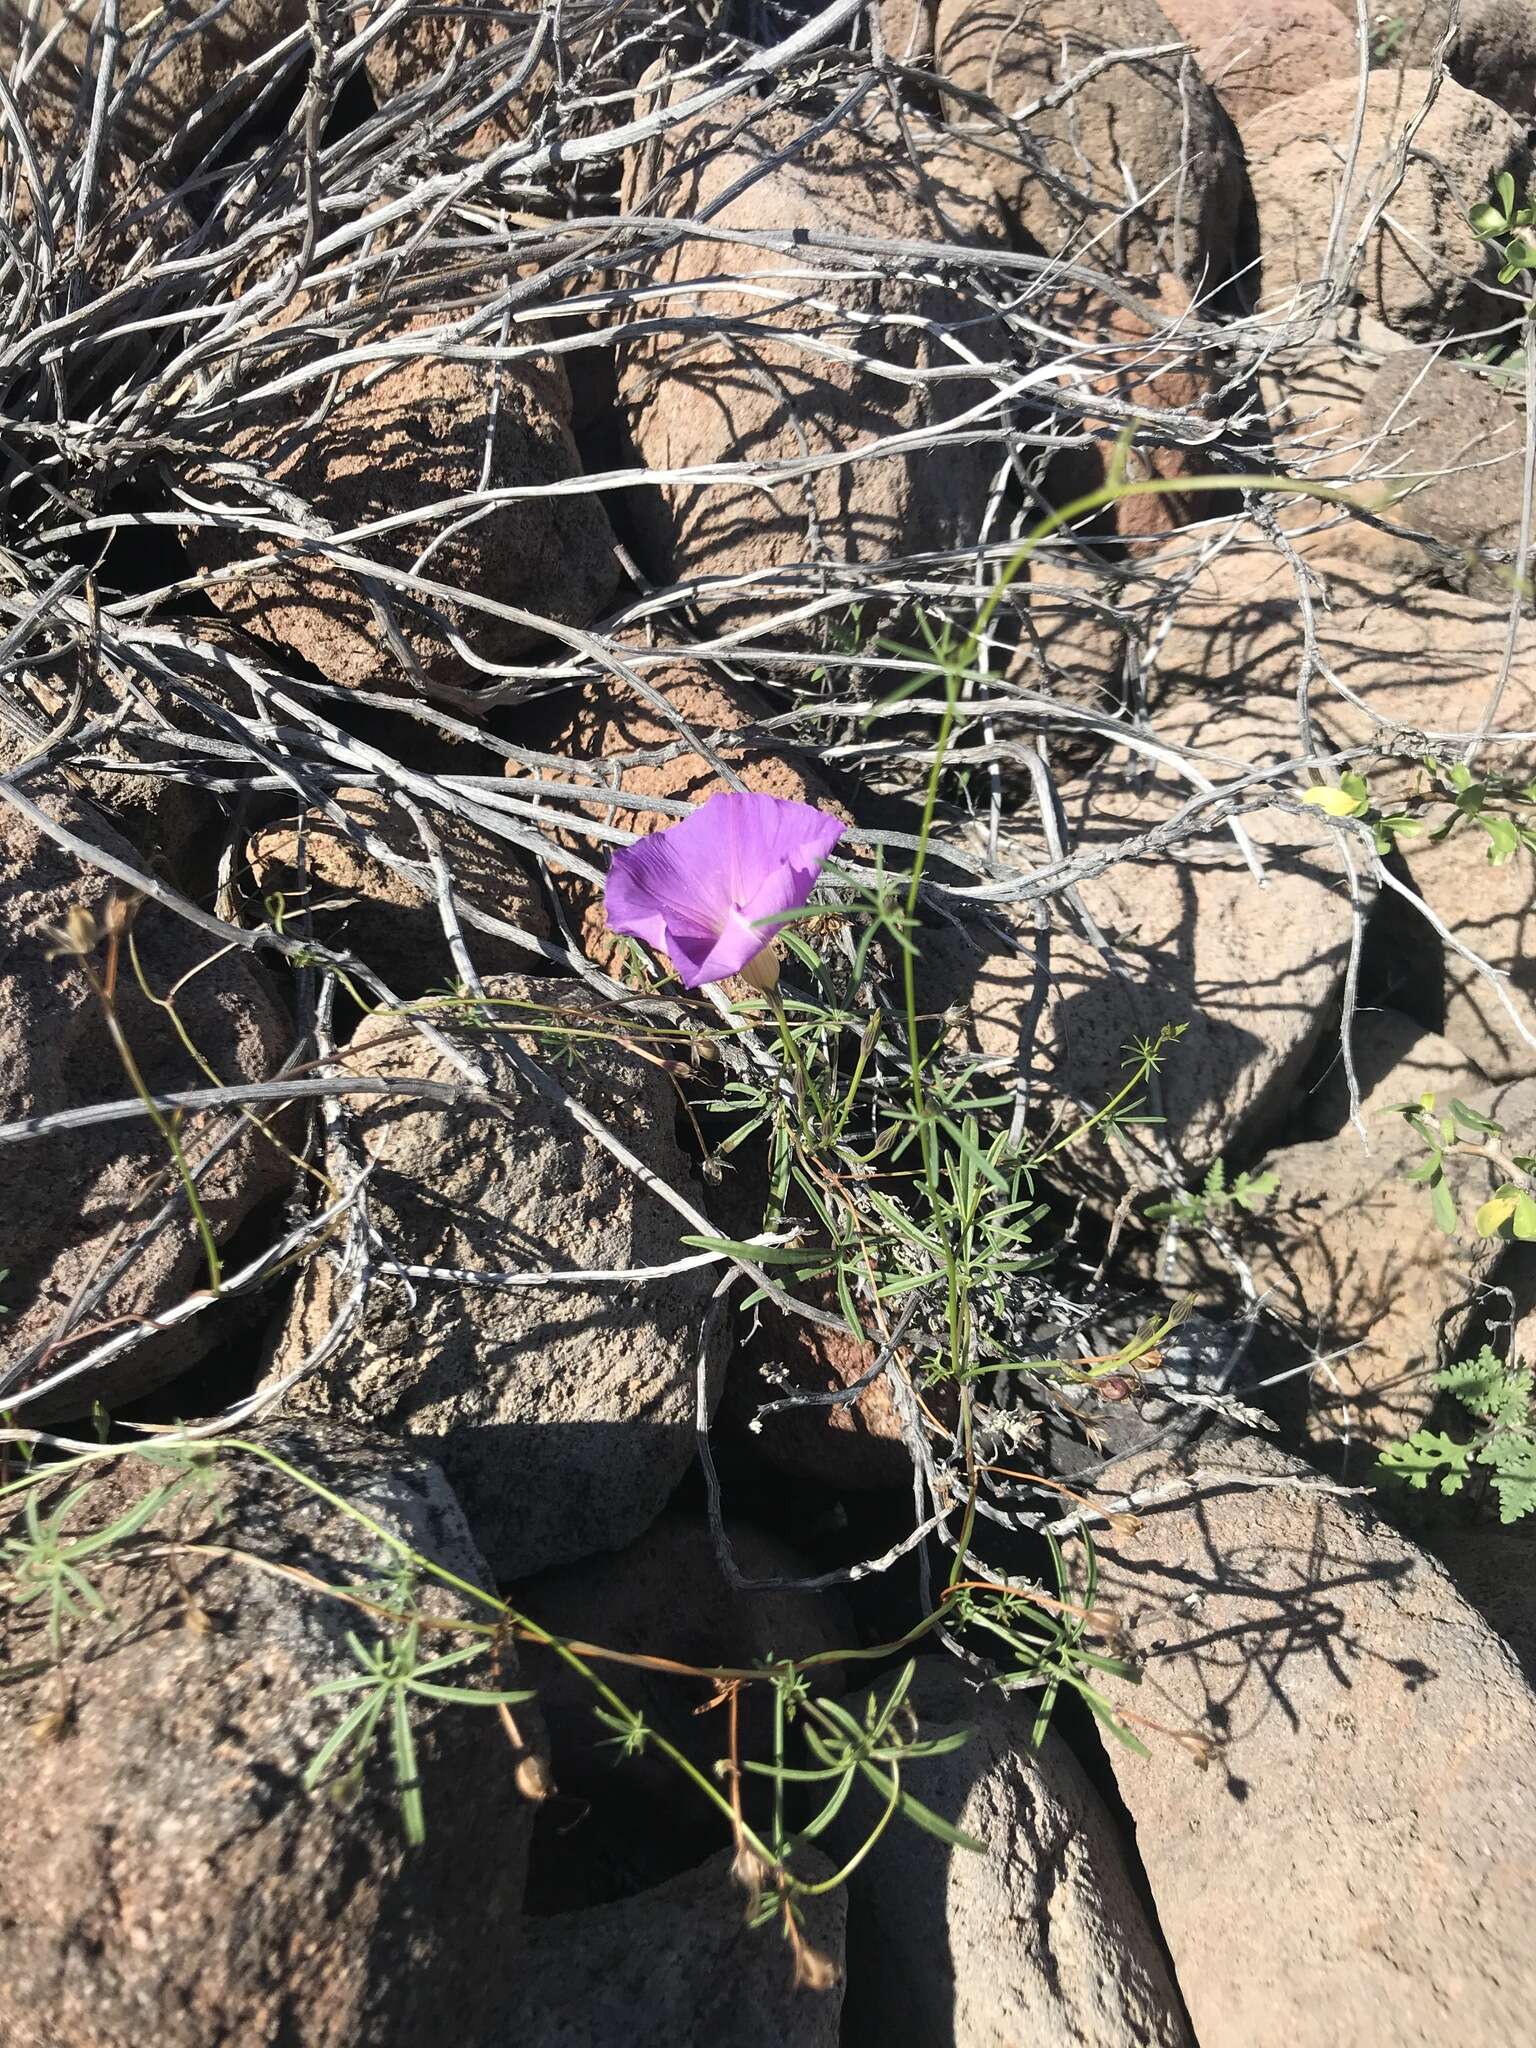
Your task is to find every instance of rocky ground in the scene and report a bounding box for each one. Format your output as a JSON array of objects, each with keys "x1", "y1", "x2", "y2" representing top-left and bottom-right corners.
[{"x1": 1, "y1": 2, "x2": 1535, "y2": 2044}]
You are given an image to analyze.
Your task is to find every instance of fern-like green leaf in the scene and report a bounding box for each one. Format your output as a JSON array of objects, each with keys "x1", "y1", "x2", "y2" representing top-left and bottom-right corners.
[
  {"x1": 1231, "y1": 1169, "x2": 1278, "y2": 1213},
  {"x1": 1477, "y1": 1434, "x2": 1536, "y2": 1524},
  {"x1": 1377, "y1": 1430, "x2": 1474, "y2": 1493},
  {"x1": 1436, "y1": 1348, "x2": 1533, "y2": 1429}
]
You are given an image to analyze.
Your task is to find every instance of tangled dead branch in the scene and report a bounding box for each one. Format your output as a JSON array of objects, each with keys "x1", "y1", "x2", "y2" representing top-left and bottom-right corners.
[{"x1": 0, "y1": 0, "x2": 1531, "y2": 1640}]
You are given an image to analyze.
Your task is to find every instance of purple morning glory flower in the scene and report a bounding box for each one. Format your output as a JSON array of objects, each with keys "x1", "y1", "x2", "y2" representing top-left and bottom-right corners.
[{"x1": 605, "y1": 790, "x2": 845, "y2": 989}]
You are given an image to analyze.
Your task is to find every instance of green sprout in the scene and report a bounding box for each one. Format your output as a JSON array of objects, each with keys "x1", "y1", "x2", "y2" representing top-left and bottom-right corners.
[{"x1": 1146, "y1": 1158, "x2": 1278, "y2": 1231}]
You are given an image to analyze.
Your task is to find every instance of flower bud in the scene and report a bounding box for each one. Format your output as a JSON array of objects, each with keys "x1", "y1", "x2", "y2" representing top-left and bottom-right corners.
[{"x1": 738, "y1": 945, "x2": 781, "y2": 994}]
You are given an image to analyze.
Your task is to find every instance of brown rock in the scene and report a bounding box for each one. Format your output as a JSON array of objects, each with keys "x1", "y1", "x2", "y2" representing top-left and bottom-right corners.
[
  {"x1": 1257, "y1": 312, "x2": 1399, "y2": 473},
  {"x1": 831, "y1": 1659, "x2": 1193, "y2": 2047},
  {"x1": 530, "y1": 664, "x2": 839, "y2": 831},
  {"x1": 0, "y1": 120, "x2": 196, "y2": 361},
  {"x1": 1428, "y1": 1525, "x2": 1536, "y2": 1685},
  {"x1": 0, "y1": 651, "x2": 233, "y2": 876},
  {"x1": 0, "y1": 791, "x2": 290, "y2": 1417},
  {"x1": 361, "y1": 0, "x2": 640, "y2": 159},
  {"x1": 955, "y1": 831, "x2": 1352, "y2": 1186},
  {"x1": 905, "y1": 0, "x2": 1246, "y2": 288},
  {"x1": 265, "y1": 975, "x2": 728, "y2": 1579},
  {"x1": 362, "y1": 1, "x2": 542, "y2": 156},
  {"x1": 1355, "y1": 351, "x2": 1529, "y2": 594},
  {"x1": 504, "y1": 1848, "x2": 846, "y2": 2047},
  {"x1": 1341, "y1": 0, "x2": 1536, "y2": 125},
  {"x1": 1244, "y1": 70, "x2": 1531, "y2": 338},
  {"x1": 0, "y1": 1421, "x2": 544, "y2": 2048},
  {"x1": 617, "y1": 93, "x2": 1007, "y2": 616},
  {"x1": 931, "y1": 660, "x2": 1359, "y2": 1185},
  {"x1": 1231, "y1": 1011, "x2": 1531, "y2": 1453},
  {"x1": 246, "y1": 785, "x2": 550, "y2": 995},
  {"x1": 194, "y1": 311, "x2": 618, "y2": 700},
  {"x1": 721, "y1": 1286, "x2": 912, "y2": 1490},
  {"x1": 1063, "y1": 546, "x2": 1536, "y2": 1086},
  {"x1": 1367, "y1": 815, "x2": 1536, "y2": 1086},
  {"x1": 936, "y1": 552, "x2": 1536, "y2": 1190},
  {"x1": 1042, "y1": 280, "x2": 1246, "y2": 545},
  {"x1": 1079, "y1": 1430, "x2": 1536, "y2": 2048},
  {"x1": 1009, "y1": 553, "x2": 1145, "y2": 747},
  {"x1": 1, "y1": 0, "x2": 305, "y2": 169},
  {"x1": 1017, "y1": 545, "x2": 1536, "y2": 1103},
  {"x1": 0, "y1": 617, "x2": 290, "y2": 882},
  {"x1": 1097, "y1": 547, "x2": 1536, "y2": 781},
  {"x1": 1159, "y1": 0, "x2": 1358, "y2": 128}
]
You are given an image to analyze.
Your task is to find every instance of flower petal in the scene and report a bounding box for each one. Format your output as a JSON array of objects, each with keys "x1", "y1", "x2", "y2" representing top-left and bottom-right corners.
[
  {"x1": 666, "y1": 909, "x2": 769, "y2": 987},
  {"x1": 603, "y1": 789, "x2": 844, "y2": 987},
  {"x1": 735, "y1": 840, "x2": 835, "y2": 942},
  {"x1": 604, "y1": 826, "x2": 729, "y2": 954},
  {"x1": 704, "y1": 791, "x2": 846, "y2": 910}
]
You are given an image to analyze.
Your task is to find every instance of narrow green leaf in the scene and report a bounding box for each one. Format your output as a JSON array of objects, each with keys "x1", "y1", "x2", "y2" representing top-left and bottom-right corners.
[
  {"x1": 406, "y1": 1681, "x2": 537, "y2": 1707},
  {"x1": 678, "y1": 1235, "x2": 811, "y2": 1265},
  {"x1": 391, "y1": 1690, "x2": 426, "y2": 1847},
  {"x1": 892, "y1": 1784, "x2": 985, "y2": 1853}
]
